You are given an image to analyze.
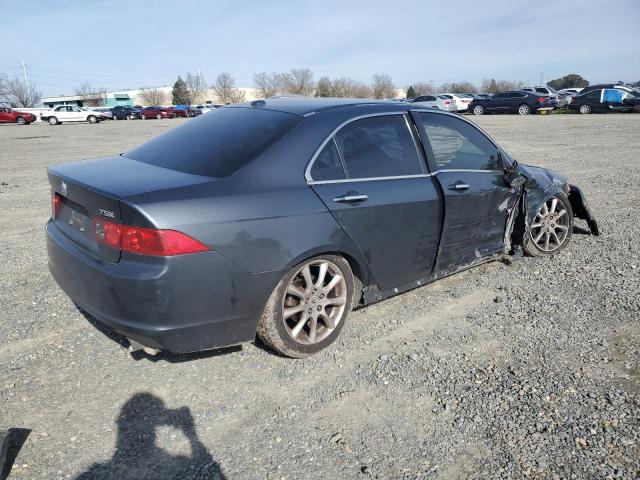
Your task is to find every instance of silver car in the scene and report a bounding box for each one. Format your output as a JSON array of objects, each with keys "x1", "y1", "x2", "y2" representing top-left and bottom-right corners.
[{"x1": 409, "y1": 95, "x2": 457, "y2": 112}]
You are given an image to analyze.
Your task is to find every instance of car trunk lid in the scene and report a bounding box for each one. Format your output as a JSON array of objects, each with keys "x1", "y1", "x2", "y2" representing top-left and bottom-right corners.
[{"x1": 48, "y1": 155, "x2": 214, "y2": 263}]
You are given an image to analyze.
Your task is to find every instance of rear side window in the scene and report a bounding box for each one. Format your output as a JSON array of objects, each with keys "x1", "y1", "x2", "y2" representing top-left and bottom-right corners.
[
  {"x1": 310, "y1": 140, "x2": 345, "y2": 181},
  {"x1": 125, "y1": 107, "x2": 301, "y2": 177},
  {"x1": 333, "y1": 115, "x2": 422, "y2": 179},
  {"x1": 418, "y1": 113, "x2": 499, "y2": 171}
]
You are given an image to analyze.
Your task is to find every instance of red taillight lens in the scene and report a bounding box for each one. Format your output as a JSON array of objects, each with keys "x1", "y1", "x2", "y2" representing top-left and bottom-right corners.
[
  {"x1": 92, "y1": 218, "x2": 208, "y2": 256},
  {"x1": 444, "y1": 101, "x2": 451, "y2": 104},
  {"x1": 53, "y1": 193, "x2": 62, "y2": 218},
  {"x1": 538, "y1": 97, "x2": 546, "y2": 103}
]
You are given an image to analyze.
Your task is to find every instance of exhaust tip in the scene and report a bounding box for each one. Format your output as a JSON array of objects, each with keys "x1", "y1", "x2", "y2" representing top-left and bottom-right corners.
[{"x1": 127, "y1": 338, "x2": 160, "y2": 356}]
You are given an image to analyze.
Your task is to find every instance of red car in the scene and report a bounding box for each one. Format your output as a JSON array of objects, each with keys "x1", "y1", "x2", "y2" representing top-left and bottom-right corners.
[
  {"x1": 0, "y1": 107, "x2": 37, "y2": 125},
  {"x1": 140, "y1": 106, "x2": 175, "y2": 120},
  {"x1": 165, "y1": 107, "x2": 187, "y2": 118}
]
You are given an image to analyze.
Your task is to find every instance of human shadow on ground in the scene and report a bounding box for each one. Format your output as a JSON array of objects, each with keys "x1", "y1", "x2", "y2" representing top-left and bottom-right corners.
[{"x1": 74, "y1": 392, "x2": 225, "y2": 480}]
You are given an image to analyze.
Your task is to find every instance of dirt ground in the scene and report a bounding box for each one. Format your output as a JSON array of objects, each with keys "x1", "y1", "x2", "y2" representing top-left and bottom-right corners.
[{"x1": 0, "y1": 113, "x2": 638, "y2": 479}]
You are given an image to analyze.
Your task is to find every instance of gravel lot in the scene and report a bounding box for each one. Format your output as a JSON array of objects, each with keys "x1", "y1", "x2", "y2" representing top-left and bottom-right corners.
[{"x1": 0, "y1": 114, "x2": 638, "y2": 480}]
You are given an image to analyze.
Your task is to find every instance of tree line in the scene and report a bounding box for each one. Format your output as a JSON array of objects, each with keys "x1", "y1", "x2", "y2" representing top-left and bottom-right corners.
[{"x1": 1, "y1": 68, "x2": 637, "y2": 108}]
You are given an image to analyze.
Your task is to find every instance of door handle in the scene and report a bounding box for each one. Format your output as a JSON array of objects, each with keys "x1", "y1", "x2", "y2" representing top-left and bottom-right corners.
[
  {"x1": 333, "y1": 194, "x2": 368, "y2": 204},
  {"x1": 449, "y1": 182, "x2": 470, "y2": 191}
]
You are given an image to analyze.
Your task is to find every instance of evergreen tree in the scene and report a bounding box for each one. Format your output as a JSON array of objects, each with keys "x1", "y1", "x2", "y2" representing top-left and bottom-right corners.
[
  {"x1": 172, "y1": 76, "x2": 190, "y2": 105},
  {"x1": 406, "y1": 86, "x2": 417, "y2": 99}
]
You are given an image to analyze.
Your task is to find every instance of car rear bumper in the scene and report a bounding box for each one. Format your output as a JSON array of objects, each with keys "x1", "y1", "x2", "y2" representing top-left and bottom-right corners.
[{"x1": 46, "y1": 219, "x2": 281, "y2": 353}]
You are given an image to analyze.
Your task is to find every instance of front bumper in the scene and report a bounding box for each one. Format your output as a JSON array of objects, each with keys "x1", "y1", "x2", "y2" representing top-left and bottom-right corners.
[{"x1": 46, "y1": 220, "x2": 280, "y2": 353}]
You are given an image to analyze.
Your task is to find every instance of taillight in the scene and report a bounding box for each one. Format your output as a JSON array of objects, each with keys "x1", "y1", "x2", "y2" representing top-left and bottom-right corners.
[
  {"x1": 92, "y1": 218, "x2": 208, "y2": 256},
  {"x1": 53, "y1": 193, "x2": 62, "y2": 218},
  {"x1": 537, "y1": 97, "x2": 546, "y2": 103},
  {"x1": 444, "y1": 101, "x2": 451, "y2": 104}
]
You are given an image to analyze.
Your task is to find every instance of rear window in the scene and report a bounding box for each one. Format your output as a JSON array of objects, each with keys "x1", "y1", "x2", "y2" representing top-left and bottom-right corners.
[{"x1": 125, "y1": 107, "x2": 301, "y2": 177}]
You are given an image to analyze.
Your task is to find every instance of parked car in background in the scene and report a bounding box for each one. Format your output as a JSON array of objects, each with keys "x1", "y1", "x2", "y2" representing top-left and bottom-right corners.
[
  {"x1": 140, "y1": 106, "x2": 175, "y2": 120},
  {"x1": 522, "y1": 86, "x2": 559, "y2": 100},
  {"x1": 167, "y1": 106, "x2": 202, "y2": 118},
  {"x1": 409, "y1": 95, "x2": 457, "y2": 112},
  {"x1": 558, "y1": 88, "x2": 584, "y2": 96},
  {"x1": 578, "y1": 84, "x2": 636, "y2": 95},
  {"x1": 111, "y1": 105, "x2": 142, "y2": 120},
  {"x1": 46, "y1": 98, "x2": 599, "y2": 358},
  {"x1": 568, "y1": 88, "x2": 640, "y2": 114},
  {"x1": 469, "y1": 90, "x2": 555, "y2": 115},
  {"x1": 41, "y1": 105, "x2": 103, "y2": 125},
  {"x1": 0, "y1": 107, "x2": 37, "y2": 125},
  {"x1": 437, "y1": 93, "x2": 473, "y2": 112},
  {"x1": 92, "y1": 107, "x2": 114, "y2": 120},
  {"x1": 465, "y1": 93, "x2": 492, "y2": 100}
]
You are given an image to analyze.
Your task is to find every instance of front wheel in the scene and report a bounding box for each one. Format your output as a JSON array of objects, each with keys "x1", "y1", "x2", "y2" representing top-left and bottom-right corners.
[
  {"x1": 523, "y1": 194, "x2": 573, "y2": 256},
  {"x1": 16, "y1": 116, "x2": 26, "y2": 125},
  {"x1": 579, "y1": 104, "x2": 592, "y2": 114},
  {"x1": 87, "y1": 115, "x2": 98, "y2": 124},
  {"x1": 472, "y1": 105, "x2": 484, "y2": 115},
  {"x1": 257, "y1": 254, "x2": 355, "y2": 358},
  {"x1": 518, "y1": 104, "x2": 531, "y2": 115},
  {"x1": 48, "y1": 116, "x2": 58, "y2": 125},
  {"x1": 156, "y1": 113, "x2": 162, "y2": 120}
]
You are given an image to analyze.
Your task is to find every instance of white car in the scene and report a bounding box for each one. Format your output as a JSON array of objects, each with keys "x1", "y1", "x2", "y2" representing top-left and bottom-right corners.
[
  {"x1": 558, "y1": 88, "x2": 584, "y2": 96},
  {"x1": 437, "y1": 93, "x2": 473, "y2": 112},
  {"x1": 409, "y1": 95, "x2": 457, "y2": 112},
  {"x1": 41, "y1": 105, "x2": 103, "y2": 125}
]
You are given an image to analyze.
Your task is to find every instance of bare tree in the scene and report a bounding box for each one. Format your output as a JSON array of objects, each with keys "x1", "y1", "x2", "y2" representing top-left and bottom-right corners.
[
  {"x1": 212, "y1": 72, "x2": 245, "y2": 104},
  {"x1": 371, "y1": 74, "x2": 395, "y2": 99},
  {"x1": 411, "y1": 81, "x2": 437, "y2": 95},
  {"x1": 439, "y1": 81, "x2": 477, "y2": 93},
  {"x1": 74, "y1": 83, "x2": 108, "y2": 107},
  {"x1": 254, "y1": 72, "x2": 282, "y2": 98},
  {"x1": 185, "y1": 72, "x2": 207, "y2": 104},
  {"x1": 0, "y1": 74, "x2": 42, "y2": 107},
  {"x1": 316, "y1": 76, "x2": 373, "y2": 98},
  {"x1": 480, "y1": 78, "x2": 524, "y2": 93},
  {"x1": 280, "y1": 68, "x2": 315, "y2": 96},
  {"x1": 138, "y1": 87, "x2": 166, "y2": 105}
]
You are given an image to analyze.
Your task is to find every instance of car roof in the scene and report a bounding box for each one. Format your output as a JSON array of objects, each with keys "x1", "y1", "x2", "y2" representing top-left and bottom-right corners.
[{"x1": 227, "y1": 97, "x2": 396, "y2": 115}]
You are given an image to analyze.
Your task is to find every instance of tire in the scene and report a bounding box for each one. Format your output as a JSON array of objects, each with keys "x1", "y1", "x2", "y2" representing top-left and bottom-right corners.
[
  {"x1": 113, "y1": 115, "x2": 118, "y2": 121},
  {"x1": 48, "y1": 116, "x2": 58, "y2": 125},
  {"x1": 156, "y1": 113, "x2": 162, "y2": 120},
  {"x1": 257, "y1": 254, "x2": 355, "y2": 358},
  {"x1": 88, "y1": 115, "x2": 98, "y2": 124},
  {"x1": 141, "y1": 114, "x2": 146, "y2": 120},
  {"x1": 518, "y1": 104, "x2": 531, "y2": 115},
  {"x1": 523, "y1": 193, "x2": 573, "y2": 257},
  {"x1": 127, "y1": 114, "x2": 132, "y2": 120},
  {"x1": 16, "y1": 116, "x2": 26, "y2": 125},
  {"x1": 472, "y1": 105, "x2": 484, "y2": 115},
  {"x1": 579, "y1": 104, "x2": 592, "y2": 114}
]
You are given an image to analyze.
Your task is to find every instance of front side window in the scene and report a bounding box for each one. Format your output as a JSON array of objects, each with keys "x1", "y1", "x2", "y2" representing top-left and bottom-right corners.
[
  {"x1": 418, "y1": 113, "x2": 499, "y2": 171},
  {"x1": 333, "y1": 115, "x2": 422, "y2": 179}
]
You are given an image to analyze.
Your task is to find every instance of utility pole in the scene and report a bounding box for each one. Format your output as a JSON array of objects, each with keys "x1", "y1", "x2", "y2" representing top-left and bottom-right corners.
[{"x1": 22, "y1": 61, "x2": 29, "y2": 87}]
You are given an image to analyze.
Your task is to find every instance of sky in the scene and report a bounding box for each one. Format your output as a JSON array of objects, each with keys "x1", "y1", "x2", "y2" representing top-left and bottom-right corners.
[{"x1": 1, "y1": 0, "x2": 639, "y2": 97}]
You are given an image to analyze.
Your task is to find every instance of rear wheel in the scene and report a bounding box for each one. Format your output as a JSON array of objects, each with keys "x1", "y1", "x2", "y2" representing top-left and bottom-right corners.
[
  {"x1": 141, "y1": 114, "x2": 146, "y2": 120},
  {"x1": 523, "y1": 194, "x2": 573, "y2": 256},
  {"x1": 156, "y1": 113, "x2": 162, "y2": 120},
  {"x1": 48, "y1": 116, "x2": 58, "y2": 125},
  {"x1": 579, "y1": 104, "x2": 592, "y2": 114},
  {"x1": 518, "y1": 104, "x2": 531, "y2": 115},
  {"x1": 127, "y1": 114, "x2": 132, "y2": 120},
  {"x1": 257, "y1": 254, "x2": 355, "y2": 358},
  {"x1": 472, "y1": 105, "x2": 484, "y2": 115},
  {"x1": 16, "y1": 116, "x2": 26, "y2": 125}
]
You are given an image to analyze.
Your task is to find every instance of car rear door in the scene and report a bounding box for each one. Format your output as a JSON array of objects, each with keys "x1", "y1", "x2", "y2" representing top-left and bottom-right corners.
[
  {"x1": 308, "y1": 112, "x2": 442, "y2": 292},
  {"x1": 485, "y1": 93, "x2": 508, "y2": 112},
  {"x1": 0, "y1": 108, "x2": 11, "y2": 123},
  {"x1": 414, "y1": 111, "x2": 516, "y2": 275}
]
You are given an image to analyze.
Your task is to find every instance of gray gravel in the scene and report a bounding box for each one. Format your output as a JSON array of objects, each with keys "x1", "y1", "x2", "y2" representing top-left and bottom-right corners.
[{"x1": 0, "y1": 114, "x2": 638, "y2": 479}]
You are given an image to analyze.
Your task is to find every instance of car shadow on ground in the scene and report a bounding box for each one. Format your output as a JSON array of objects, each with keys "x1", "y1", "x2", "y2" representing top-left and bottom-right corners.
[{"x1": 73, "y1": 392, "x2": 226, "y2": 480}]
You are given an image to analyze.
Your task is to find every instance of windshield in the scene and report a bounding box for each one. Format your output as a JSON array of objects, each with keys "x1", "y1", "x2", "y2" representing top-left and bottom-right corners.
[{"x1": 125, "y1": 107, "x2": 301, "y2": 177}]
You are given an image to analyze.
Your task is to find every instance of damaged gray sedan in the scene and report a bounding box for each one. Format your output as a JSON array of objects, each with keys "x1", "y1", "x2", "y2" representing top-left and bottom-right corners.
[{"x1": 47, "y1": 98, "x2": 599, "y2": 359}]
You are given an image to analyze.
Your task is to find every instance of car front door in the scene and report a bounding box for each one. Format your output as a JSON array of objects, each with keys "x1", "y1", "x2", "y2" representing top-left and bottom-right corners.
[
  {"x1": 485, "y1": 93, "x2": 508, "y2": 112},
  {"x1": 414, "y1": 111, "x2": 516, "y2": 276},
  {"x1": 308, "y1": 113, "x2": 442, "y2": 292}
]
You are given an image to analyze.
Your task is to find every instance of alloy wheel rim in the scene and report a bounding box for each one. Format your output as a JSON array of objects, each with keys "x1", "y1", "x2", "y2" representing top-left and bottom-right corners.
[
  {"x1": 519, "y1": 105, "x2": 529, "y2": 114},
  {"x1": 282, "y1": 260, "x2": 347, "y2": 345},
  {"x1": 530, "y1": 196, "x2": 570, "y2": 252},
  {"x1": 474, "y1": 106, "x2": 483, "y2": 114}
]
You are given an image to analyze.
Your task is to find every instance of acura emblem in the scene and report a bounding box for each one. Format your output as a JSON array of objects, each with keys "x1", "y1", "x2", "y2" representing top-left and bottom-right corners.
[{"x1": 61, "y1": 180, "x2": 67, "y2": 196}]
